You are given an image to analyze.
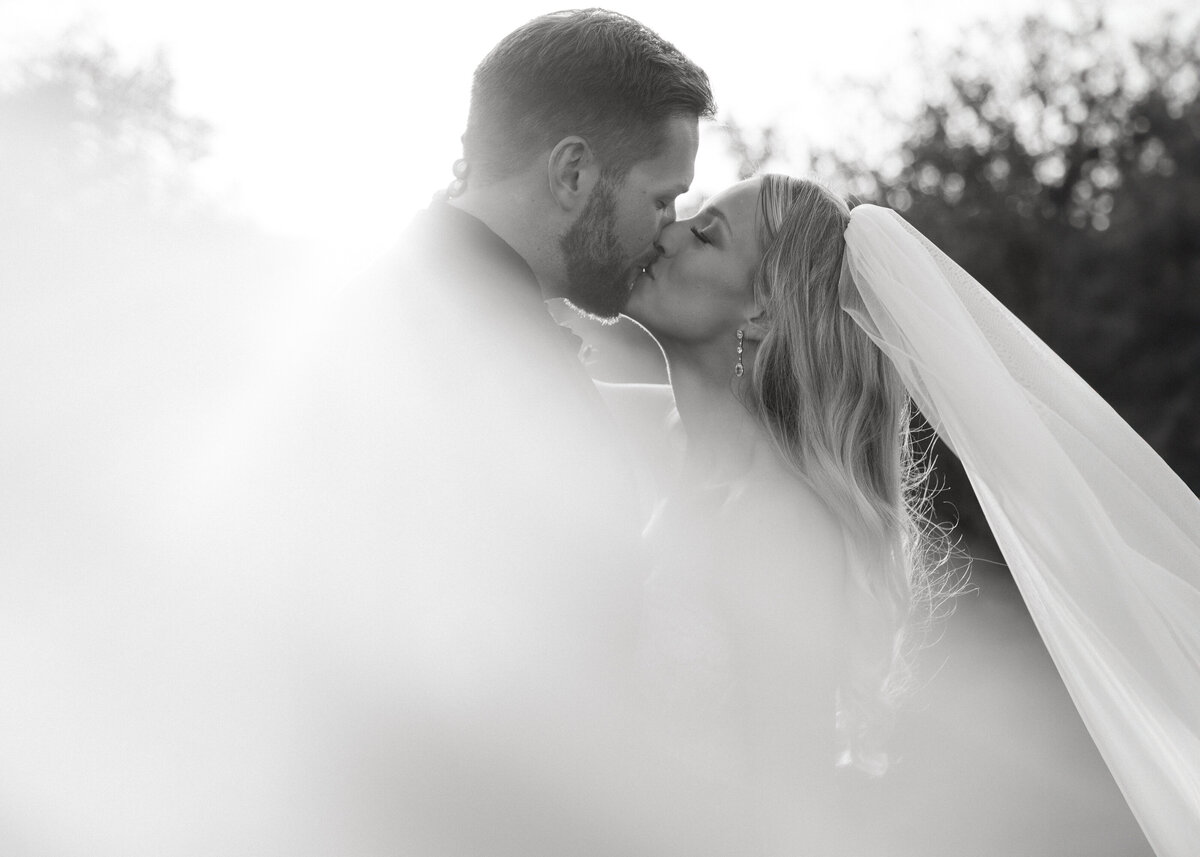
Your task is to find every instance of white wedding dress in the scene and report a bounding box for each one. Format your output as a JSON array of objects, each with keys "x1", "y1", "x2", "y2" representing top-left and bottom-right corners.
[
  {"x1": 595, "y1": 380, "x2": 855, "y2": 854},
  {"x1": 842, "y1": 206, "x2": 1200, "y2": 857}
]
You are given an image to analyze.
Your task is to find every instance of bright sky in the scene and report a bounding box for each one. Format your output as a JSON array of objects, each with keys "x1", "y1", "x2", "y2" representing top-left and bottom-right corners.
[{"x1": 0, "y1": 0, "x2": 1189, "y2": 269}]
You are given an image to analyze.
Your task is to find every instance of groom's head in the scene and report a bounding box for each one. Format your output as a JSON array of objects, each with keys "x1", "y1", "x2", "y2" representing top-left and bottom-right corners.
[{"x1": 462, "y1": 9, "x2": 714, "y2": 319}]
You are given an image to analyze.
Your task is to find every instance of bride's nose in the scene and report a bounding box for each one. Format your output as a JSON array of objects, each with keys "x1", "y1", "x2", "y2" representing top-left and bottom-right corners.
[{"x1": 655, "y1": 219, "x2": 689, "y2": 258}]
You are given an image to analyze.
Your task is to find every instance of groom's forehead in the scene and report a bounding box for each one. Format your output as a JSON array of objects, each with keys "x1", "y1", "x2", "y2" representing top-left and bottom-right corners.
[
  {"x1": 631, "y1": 116, "x2": 699, "y2": 189},
  {"x1": 636, "y1": 155, "x2": 694, "y2": 191}
]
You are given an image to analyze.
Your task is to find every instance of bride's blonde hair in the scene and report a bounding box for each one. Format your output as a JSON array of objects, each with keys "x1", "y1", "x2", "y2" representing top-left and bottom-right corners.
[{"x1": 748, "y1": 174, "x2": 952, "y2": 773}]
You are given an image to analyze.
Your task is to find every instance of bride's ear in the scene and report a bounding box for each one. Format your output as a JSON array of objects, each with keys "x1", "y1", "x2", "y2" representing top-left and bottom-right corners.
[
  {"x1": 743, "y1": 307, "x2": 770, "y2": 343},
  {"x1": 548, "y1": 136, "x2": 599, "y2": 211}
]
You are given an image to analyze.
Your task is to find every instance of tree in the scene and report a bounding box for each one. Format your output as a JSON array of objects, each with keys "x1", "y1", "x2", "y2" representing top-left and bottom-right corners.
[
  {"x1": 0, "y1": 31, "x2": 212, "y2": 221},
  {"x1": 722, "y1": 117, "x2": 780, "y2": 180},
  {"x1": 0, "y1": 33, "x2": 309, "y2": 531}
]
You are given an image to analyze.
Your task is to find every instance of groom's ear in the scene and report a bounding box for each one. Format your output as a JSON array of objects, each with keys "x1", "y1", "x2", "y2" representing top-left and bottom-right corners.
[{"x1": 547, "y1": 136, "x2": 599, "y2": 211}]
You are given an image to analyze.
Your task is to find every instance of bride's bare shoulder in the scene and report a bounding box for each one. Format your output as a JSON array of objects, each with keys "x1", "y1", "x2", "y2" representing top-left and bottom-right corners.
[
  {"x1": 593, "y1": 380, "x2": 681, "y2": 452},
  {"x1": 593, "y1": 380, "x2": 675, "y2": 419},
  {"x1": 728, "y1": 454, "x2": 848, "y2": 575},
  {"x1": 594, "y1": 381, "x2": 683, "y2": 501},
  {"x1": 717, "y1": 451, "x2": 849, "y2": 643}
]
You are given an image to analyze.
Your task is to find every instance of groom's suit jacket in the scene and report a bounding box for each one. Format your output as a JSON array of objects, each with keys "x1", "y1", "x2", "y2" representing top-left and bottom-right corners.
[
  {"x1": 277, "y1": 195, "x2": 728, "y2": 857},
  {"x1": 382, "y1": 194, "x2": 646, "y2": 583},
  {"x1": 225, "y1": 193, "x2": 749, "y2": 857}
]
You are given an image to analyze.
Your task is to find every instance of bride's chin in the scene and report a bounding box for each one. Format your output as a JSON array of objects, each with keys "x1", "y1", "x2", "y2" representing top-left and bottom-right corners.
[
  {"x1": 621, "y1": 292, "x2": 645, "y2": 322},
  {"x1": 620, "y1": 300, "x2": 652, "y2": 330}
]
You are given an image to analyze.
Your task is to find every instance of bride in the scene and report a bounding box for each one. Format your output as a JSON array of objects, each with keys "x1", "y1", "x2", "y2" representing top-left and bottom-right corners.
[{"x1": 602, "y1": 174, "x2": 1200, "y2": 856}]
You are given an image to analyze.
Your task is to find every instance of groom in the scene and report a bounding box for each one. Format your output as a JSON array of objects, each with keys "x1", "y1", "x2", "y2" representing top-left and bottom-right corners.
[
  {"x1": 391, "y1": 3, "x2": 713, "y2": 632},
  {"x1": 380, "y1": 6, "x2": 713, "y2": 657},
  {"x1": 394, "y1": 4, "x2": 713, "y2": 531},
  {"x1": 315, "y1": 10, "x2": 729, "y2": 857},
  {"x1": 392, "y1": 8, "x2": 712, "y2": 384}
]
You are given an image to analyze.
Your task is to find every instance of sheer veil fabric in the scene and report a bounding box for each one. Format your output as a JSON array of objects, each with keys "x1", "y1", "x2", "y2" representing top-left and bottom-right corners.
[{"x1": 842, "y1": 205, "x2": 1200, "y2": 857}]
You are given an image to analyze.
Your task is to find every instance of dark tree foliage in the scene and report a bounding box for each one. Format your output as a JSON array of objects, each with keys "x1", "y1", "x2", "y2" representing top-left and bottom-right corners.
[{"x1": 817, "y1": 12, "x2": 1200, "y2": 546}]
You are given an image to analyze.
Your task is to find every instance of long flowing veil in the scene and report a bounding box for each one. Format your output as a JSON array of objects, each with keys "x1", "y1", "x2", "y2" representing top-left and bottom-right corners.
[{"x1": 841, "y1": 205, "x2": 1200, "y2": 857}]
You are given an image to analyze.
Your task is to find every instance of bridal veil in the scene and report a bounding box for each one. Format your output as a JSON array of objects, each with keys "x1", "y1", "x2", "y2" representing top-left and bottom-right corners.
[{"x1": 841, "y1": 205, "x2": 1200, "y2": 857}]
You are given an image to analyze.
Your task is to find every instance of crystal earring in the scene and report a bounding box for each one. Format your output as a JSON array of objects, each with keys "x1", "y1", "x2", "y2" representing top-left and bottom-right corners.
[{"x1": 734, "y1": 329, "x2": 745, "y2": 377}]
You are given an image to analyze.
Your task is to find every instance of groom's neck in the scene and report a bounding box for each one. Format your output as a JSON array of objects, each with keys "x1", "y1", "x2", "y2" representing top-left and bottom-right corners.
[{"x1": 450, "y1": 179, "x2": 567, "y2": 299}]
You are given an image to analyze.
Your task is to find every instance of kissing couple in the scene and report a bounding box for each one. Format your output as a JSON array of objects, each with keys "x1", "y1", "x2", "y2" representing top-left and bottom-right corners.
[{"x1": 326, "y1": 8, "x2": 1199, "y2": 857}]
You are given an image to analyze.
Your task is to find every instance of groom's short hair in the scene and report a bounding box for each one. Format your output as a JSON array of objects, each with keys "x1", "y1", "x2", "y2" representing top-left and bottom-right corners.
[{"x1": 463, "y1": 9, "x2": 715, "y2": 185}]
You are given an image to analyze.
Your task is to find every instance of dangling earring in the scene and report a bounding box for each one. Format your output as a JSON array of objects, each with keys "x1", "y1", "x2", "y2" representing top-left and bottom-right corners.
[{"x1": 734, "y1": 329, "x2": 745, "y2": 378}]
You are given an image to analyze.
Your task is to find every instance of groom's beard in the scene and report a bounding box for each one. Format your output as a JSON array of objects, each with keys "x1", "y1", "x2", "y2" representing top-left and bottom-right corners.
[{"x1": 560, "y1": 177, "x2": 633, "y2": 322}]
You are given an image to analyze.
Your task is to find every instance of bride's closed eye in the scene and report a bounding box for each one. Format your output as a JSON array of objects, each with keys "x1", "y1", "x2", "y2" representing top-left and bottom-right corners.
[{"x1": 690, "y1": 225, "x2": 711, "y2": 245}]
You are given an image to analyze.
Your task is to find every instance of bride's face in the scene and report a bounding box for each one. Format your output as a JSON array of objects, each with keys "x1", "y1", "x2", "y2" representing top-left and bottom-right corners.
[{"x1": 624, "y1": 178, "x2": 763, "y2": 345}]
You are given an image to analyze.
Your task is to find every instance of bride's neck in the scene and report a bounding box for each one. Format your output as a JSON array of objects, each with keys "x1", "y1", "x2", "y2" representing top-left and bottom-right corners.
[{"x1": 664, "y1": 343, "x2": 764, "y2": 479}]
